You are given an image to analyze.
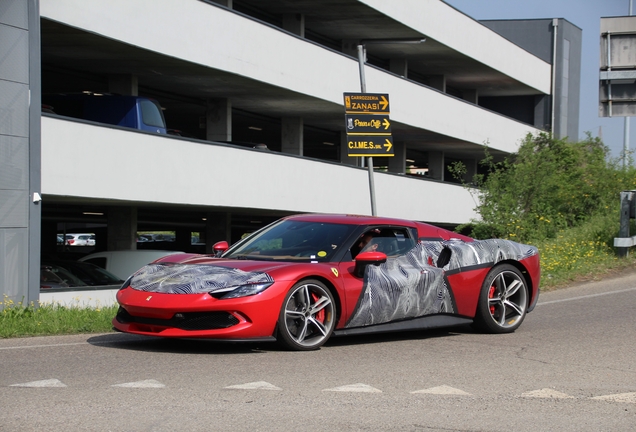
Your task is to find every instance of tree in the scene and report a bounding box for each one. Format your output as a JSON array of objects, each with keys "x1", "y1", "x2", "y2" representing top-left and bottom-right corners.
[{"x1": 452, "y1": 133, "x2": 634, "y2": 242}]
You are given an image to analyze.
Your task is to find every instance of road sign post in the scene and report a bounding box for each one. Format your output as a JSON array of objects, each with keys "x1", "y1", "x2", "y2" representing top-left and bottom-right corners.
[{"x1": 344, "y1": 91, "x2": 393, "y2": 216}]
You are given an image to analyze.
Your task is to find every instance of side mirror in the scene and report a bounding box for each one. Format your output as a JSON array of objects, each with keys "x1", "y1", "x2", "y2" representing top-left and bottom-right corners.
[
  {"x1": 212, "y1": 241, "x2": 229, "y2": 257},
  {"x1": 354, "y1": 251, "x2": 387, "y2": 277}
]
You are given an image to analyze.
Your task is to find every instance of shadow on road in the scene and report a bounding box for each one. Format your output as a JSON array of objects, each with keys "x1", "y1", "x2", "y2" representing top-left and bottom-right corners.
[
  {"x1": 87, "y1": 333, "x2": 274, "y2": 355},
  {"x1": 326, "y1": 324, "x2": 474, "y2": 347},
  {"x1": 87, "y1": 323, "x2": 476, "y2": 354}
]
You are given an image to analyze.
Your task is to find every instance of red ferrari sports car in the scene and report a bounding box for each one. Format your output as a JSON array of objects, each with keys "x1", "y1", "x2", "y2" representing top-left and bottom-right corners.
[{"x1": 113, "y1": 214, "x2": 540, "y2": 350}]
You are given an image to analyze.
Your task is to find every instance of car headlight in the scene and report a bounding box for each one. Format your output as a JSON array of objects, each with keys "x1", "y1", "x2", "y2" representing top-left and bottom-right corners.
[{"x1": 212, "y1": 282, "x2": 274, "y2": 299}]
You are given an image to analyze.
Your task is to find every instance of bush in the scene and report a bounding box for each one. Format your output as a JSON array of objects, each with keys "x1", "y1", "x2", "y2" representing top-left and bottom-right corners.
[
  {"x1": 447, "y1": 132, "x2": 636, "y2": 288},
  {"x1": 453, "y1": 132, "x2": 636, "y2": 243}
]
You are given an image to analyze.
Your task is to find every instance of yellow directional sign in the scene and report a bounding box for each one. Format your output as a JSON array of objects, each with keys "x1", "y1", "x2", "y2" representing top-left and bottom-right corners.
[
  {"x1": 347, "y1": 136, "x2": 394, "y2": 157},
  {"x1": 345, "y1": 114, "x2": 391, "y2": 134},
  {"x1": 344, "y1": 92, "x2": 393, "y2": 157},
  {"x1": 343, "y1": 93, "x2": 390, "y2": 114}
]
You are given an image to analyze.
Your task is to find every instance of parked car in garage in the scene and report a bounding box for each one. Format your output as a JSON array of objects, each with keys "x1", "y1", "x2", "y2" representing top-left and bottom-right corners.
[
  {"x1": 79, "y1": 250, "x2": 182, "y2": 280},
  {"x1": 62, "y1": 233, "x2": 95, "y2": 246},
  {"x1": 42, "y1": 92, "x2": 167, "y2": 134},
  {"x1": 40, "y1": 264, "x2": 85, "y2": 289},
  {"x1": 41, "y1": 260, "x2": 123, "y2": 288}
]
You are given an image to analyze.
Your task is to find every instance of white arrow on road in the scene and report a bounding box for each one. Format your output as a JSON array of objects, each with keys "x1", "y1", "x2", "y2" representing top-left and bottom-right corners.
[
  {"x1": 112, "y1": 379, "x2": 166, "y2": 388},
  {"x1": 323, "y1": 383, "x2": 382, "y2": 393},
  {"x1": 225, "y1": 381, "x2": 282, "y2": 391},
  {"x1": 411, "y1": 385, "x2": 471, "y2": 395},
  {"x1": 10, "y1": 379, "x2": 67, "y2": 388}
]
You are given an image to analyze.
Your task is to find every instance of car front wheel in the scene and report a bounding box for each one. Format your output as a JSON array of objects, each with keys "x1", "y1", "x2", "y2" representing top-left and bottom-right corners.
[
  {"x1": 474, "y1": 264, "x2": 528, "y2": 333},
  {"x1": 277, "y1": 279, "x2": 336, "y2": 351}
]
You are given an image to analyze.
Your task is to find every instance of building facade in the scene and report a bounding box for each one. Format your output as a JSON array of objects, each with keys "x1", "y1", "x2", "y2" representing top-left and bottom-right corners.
[{"x1": 0, "y1": 0, "x2": 580, "y2": 304}]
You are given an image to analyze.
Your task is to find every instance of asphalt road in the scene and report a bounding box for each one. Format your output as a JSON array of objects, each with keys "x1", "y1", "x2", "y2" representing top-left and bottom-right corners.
[{"x1": 1, "y1": 273, "x2": 636, "y2": 432}]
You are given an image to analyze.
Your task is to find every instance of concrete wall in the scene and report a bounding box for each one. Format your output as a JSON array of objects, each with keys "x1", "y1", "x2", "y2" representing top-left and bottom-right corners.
[
  {"x1": 600, "y1": 16, "x2": 636, "y2": 117},
  {"x1": 41, "y1": 117, "x2": 479, "y2": 225},
  {"x1": 40, "y1": 0, "x2": 541, "y2": 154},
  {"x1": 361, "y1": 0, "x2": 552, "y2": 94},
  {"x1": 481, "y1": 18, "x2": 582, "y2": 141},
  {"x1": 0, "y1": 0, "x2": 40, "y2": 307},
  {"x1": 39, "y1": 288, "x2": 118, "y2": 308}
]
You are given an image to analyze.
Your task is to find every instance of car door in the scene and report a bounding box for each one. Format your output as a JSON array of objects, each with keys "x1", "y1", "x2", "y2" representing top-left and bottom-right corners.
[{"x1": 337, "y1": 226, "x2": 449, "y2": 328}]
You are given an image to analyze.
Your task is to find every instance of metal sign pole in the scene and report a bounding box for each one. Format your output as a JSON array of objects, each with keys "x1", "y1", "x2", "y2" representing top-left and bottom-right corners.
[{"x1": 357, "y1": 44, "x2": 377, "y2": 216}]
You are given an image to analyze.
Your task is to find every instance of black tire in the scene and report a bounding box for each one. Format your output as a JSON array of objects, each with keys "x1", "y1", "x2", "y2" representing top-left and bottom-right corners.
[
  {"x1": 473, "y1": 264, "x2": 528, "y2": 334},
  {"x1": 277, "y1": 279, "x2": 336, "y2": 351}
]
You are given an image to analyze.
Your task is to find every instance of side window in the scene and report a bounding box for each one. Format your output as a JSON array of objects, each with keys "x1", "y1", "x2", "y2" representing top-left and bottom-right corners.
[
  {"x1": 140, "y1": 100, "x2": 166, "y2": 128},
  {"x1": 350, "y1": 227, "x2": 415, "y2": 258}
]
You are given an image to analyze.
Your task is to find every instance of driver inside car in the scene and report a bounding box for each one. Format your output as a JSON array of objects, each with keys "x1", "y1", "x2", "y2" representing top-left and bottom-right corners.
[{"x1": 350, "y1": 229, "x2": 381, "y2": 258}]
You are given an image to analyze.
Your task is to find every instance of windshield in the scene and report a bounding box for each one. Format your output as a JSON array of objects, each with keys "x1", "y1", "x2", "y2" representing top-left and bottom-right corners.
[
  {"x1": 224, "y1": 220, "x2": 357, "y2": 262},
  {"x1": 140, "y1": 99, "x2": 166, "y2": 128}
]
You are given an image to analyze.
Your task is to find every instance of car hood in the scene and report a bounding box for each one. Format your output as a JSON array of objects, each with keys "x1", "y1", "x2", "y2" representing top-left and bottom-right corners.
[
  {"x1": 128, "y1": 258, "x2": 310, "y2": 295},
  {"x1": 174, "y1": 255, "x2": 307, "y2": 274}
]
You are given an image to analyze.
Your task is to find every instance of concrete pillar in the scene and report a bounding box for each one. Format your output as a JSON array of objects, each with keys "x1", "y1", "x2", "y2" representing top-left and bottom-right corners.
[
  {"x1": 463, "y1": 89, "x2": 478, "y2": 104},
  {"x1": 464, "y1": 158, "x2": 477, "y2": 183},
  {"x1": 40, "y1": 220, "x2": 58, "y2": 257},
  {"x1": 206, "y1": 98, "x2": 232, "y2": 142},
  {"x1": 107, "y1": 207, "x2": 137, "y2": 251},
  {"x1": 174, "y1": 228, "x2": 191, "y2": 252},
  {"x1": 281, "y1": 117, "x2": 303, "y2": 156},
  {"x1": 428, "y1": 151, "x2": 444, "y2": 181},
  {"x1": 108, "y1": 74, "x2": 138, "y2": 96},
  {"x1": 205, "y1": 212, "x2": 231, "y2": 253},
  {"x1": 283, "y1": 13, "x2": 305, "y2": 37},
  {"x1": 92, "y1": 227, "x2": 107, "y2": 252},
  {"x1": 428, "y1": 75, "x2": 446, "y2": 93},
  {"x1": 534, "y1": 94, "x2": 551, "y2": 131},
  {"x1": 390, "y1": 58, "x2": 408, "y2": 78},
  {"x1": 388, "y1": 142, "x2": 406, "y2": 174}
]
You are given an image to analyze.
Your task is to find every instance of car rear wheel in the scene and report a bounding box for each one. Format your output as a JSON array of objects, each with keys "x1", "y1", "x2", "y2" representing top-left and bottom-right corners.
[
  {"x1": 277, "y1": 279, "x2": 336, "y2": 351},
  {"x1": 474, "y1": 264, "x2": 528, "y2": 333}
]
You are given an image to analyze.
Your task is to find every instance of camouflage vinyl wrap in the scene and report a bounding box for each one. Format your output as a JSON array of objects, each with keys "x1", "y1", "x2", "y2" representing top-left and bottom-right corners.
[
  {"x1": 346, "y1": 239, "x2": 538, "y2": 328},
  {"x1": 129, "y1": 263, "x2": 274, "y2": 294},
  {"x1": 422, "y1": 239, "x2": 539, "y2": 272},
  {"x1": 346, "y1": 243, "x2": 452, "y2": 328}
]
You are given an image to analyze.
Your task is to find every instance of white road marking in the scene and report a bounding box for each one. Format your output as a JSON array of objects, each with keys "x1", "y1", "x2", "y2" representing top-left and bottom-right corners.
[
  {"x1": 323, "y1": 383, "x2": 382, "y2": 393},
  {"x1": 592, "y1": 392, "x2": 636, "y2": 403},
  {"x1": 224, "y1": 381, "x2": 282, "y2": 390},
  {"x1": 0, "y1": 342, "x2": 89, "y2": 351},
  {"x1": 521, "y1": 388, "x2": 574, "y2": 399},
  {"x1": 112, "y1": 379, "x2": 165, "y2": 388},
  {"x1": 411, "y1": 385, "x2": 471, "y2": 395},
  {"x1": 539, "y1": 287, "x2": 636, "y2": 306},
  {"x1": 10, "y1": 379, "x2": 67, "y2": 388},
  {"x1": 0, "y1": 336, "x2": 131, "y2": 351}
]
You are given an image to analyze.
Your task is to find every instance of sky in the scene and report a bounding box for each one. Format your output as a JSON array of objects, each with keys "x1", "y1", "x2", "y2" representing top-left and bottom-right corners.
[{"x1": 444, "y1": 0, "x2": 629, "y2": 159}]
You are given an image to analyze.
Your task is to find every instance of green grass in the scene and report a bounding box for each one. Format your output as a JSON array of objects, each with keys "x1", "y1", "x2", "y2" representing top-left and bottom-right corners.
[
  {"x1": 0, "y1": 295, "x2": 118, "y2": 338},
  {"x1": 528, "y1": 213, "x2": 636, "y2": 290},
  {"x1": 537, "y1": 242, "x2": 636, "y2": 290}
]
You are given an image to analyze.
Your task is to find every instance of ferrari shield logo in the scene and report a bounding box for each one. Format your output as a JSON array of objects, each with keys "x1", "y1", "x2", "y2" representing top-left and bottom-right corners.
[
  {"x1": 146, "y1": 295, "x2": 153, "y2": 301},
  {"x1": 331, "y1": 268, "x2": 339, "y2": 277}
]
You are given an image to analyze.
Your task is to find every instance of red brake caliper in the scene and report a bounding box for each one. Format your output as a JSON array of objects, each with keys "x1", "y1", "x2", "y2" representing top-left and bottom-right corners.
[
  {"x1": 311, "y1": 292, "x2": 325, "y2": 323},
  {"x1": 488, "y1": 285, "x2": 496, "y2": 315}
]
